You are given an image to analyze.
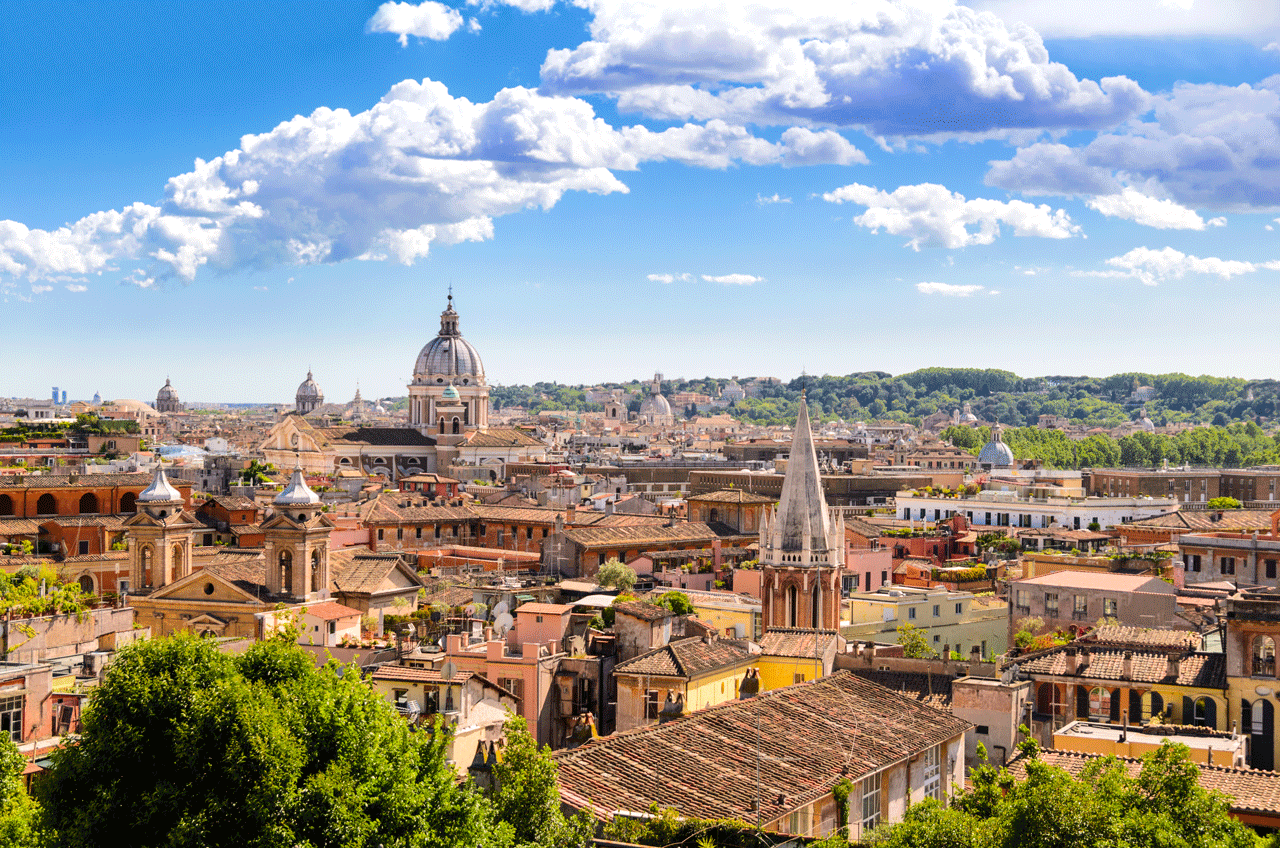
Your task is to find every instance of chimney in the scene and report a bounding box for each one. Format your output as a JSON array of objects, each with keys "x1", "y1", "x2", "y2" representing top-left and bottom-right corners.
[
  {"x1": 713, "y1": 538, "x2": 722, "y2": 571},
  {"x1": 1078, "y1": 647, "x2": 1090, "y2": 670},
  {"x1": 1167, "y1": 652, "x2": 1181, "y2": 680},
  {"x1": 1066, "y1": 646, "x2": 1078, "y2": 674},
  {"x1": 1122, "y1": 650, "x2": 1133, "y2": 680},
  {"x1": 566, "y1": 504, "x2": 576, "y2": 524}
]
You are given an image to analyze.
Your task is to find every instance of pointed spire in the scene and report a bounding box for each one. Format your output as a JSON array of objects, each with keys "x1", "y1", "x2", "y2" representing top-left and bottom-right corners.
[{"x1": 772, "y1": 396, "x2": 833, "y2": 554}]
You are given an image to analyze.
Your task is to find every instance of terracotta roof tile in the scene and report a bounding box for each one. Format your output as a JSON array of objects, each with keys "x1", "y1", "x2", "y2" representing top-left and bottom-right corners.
[
  {"x1": 553, "y1": 671, "x2": 970, "y2": 823},
  {"x1": 612, "y1": 601, "x2": 672, "y2": 622},
  {"x1": 615, "y1": 636, "x2": 754, "y2": 679},
  {"x1": 758, "y1": 628, "x2": 840, "y2": 659},
  {"x1": 1017, "y1": 647, "x2": 1225, "y2": 688},
  {"x1": 846, "y1": 668, "x2": 952, "y2": 709},
  {"x1": 1086, "y1": 625, "x2": 1203, "y2": 652}
]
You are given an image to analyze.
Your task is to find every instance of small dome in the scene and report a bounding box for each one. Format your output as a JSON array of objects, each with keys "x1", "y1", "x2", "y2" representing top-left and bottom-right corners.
[
  {"x1": 414, "y1": 295, "x2": 485, "y2": 380},
  {"x1": 978, "y1": 425, "x2": 1015, "y2": 468},
  {"x1": 441, "y1": 384, "x2": 461, "y2": 401},
  {"x1": 138, "y1": 464, "x2": 183, "y2": 503},
  {"x1": 156, "y1": 378, "x2": 178, "y2": 400},
  {"x1": 296, "y1": 371, "x2": 323, "y2": 401},
  {"x1": 275, "y1": 467, "x2": 321, "y2": 506}
]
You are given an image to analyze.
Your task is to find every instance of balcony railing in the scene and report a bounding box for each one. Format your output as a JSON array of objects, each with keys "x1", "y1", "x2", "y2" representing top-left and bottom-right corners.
[{"x1": 1254, "y1": 656, "x2": 1276, "y2": 677}]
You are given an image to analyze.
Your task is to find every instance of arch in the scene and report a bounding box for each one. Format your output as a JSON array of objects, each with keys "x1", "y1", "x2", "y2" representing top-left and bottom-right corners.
[
  {"x1": 140, "y1": 545, "x2": 153, "y2": 586},
  {"x1": 1088, "y1": 686, "x2": 1111, "y2": 721},
  {"x1": 172, "y1": 543, "x2": 184, "y2": 575},
  {"x1": 79, "y1": 492, "x2": 99, "y2": 514},
  {"x1": 1141, "y1": 690, "x2": 1164, "y2": 723},
  {"x1": 310, "y1": 549, "x2": 321, "y2": 593},
  {"x1": 452, "y1": 417, "x2": 461, "y2": 434},
  {"x1": 279, "y1": 549, "x2": 294, "y2": 594},
  {"x1": 1037, "y1": 683, "x2": 1065, "y2": 717},
  {"x1": 439, "y1": 417, "x2": 446, "y2": 433},
  {"x1": 811, "y1": 585, "x2": 821, "y2": 629},
  {"x1": 120, "y1": 492, "x2": 137, "y2": 513},
  {"x1": 36, "y1": 493, "x2": 57, "y2": 515},
  {"x1": 0, "y1": 494, "x2": 12, "y2": 516},
  {"x1": 1248, "y1": 699, "x2": 1275, "y2": 770},
  {"x1": 1190, "y1": 696, "x2": 1217, "y2": 729},
  {"x1": 1254, "y1": 635, "x2": 1276, "y2": 677},
  {"x1": 77, "y1": 574, "x2": 94, "y2": 594},
  {"x1": 786, "y1": 585, "x2": 798, "y2": 628}
]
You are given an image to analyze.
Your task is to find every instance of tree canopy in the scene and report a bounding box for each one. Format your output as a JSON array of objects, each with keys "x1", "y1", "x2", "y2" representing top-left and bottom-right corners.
[
  {"x1": 35, "y1": 634, "x2": 583, "y2": 848},
  {"x1": 595, "y1": 560, "x2": 637, "y2": 592}
]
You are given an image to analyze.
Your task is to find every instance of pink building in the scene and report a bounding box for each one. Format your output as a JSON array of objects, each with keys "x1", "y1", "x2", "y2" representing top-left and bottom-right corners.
[{"x1": 443, "y1": 633, "x2": 563, "y2": 743}]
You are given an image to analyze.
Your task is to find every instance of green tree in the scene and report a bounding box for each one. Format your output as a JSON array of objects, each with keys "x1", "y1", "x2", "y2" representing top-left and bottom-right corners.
[
  {"x1": 0, "y1": 733, "x2": 38, "y2": 846},
  {"x1": 38, "y1": 635, "x2": 499, "y2": 848},
  {"x1": 490, "y1": 715, "x2": 593, "y2": 848},
  {"x1": 1206, "y1": 496, "x2": 1242, "y2": 510},
  {"x1": 895, "y1": 622, "x2": 936, "y2": 659},
  {"x1": 595, "y1": 560, "x2": 637, "y2": 592},
  {"x1": 656, "y1": 591, "x2": 694, "y2": 616}
]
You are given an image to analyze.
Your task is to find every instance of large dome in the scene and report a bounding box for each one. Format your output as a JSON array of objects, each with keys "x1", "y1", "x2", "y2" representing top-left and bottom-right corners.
[
  {"x1": 640, "y1": 394, "x2": 672, "y2": 417},
  {"x1": 978, "y1": 425, "x2": 1015, "y2": 468},
  {"x1": 296, "y1": 371, "x2": 323, "y2": 401},
  {"x1": 414, "y1": 295, "x2": 485, "y2": 381},
  {"x1": 156, "y1": 378, "x2": 178, "y2": 401}
]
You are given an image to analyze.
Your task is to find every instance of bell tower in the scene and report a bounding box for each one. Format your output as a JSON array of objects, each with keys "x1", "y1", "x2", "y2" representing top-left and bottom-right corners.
[
  {"x1": 760, "y1": 395, "x2": 844, "y2": 632},
  {"x1": 122, "y1": 461, "x2": 195, "y2": 592},
  {"x1": 262, "y1": 466, "x2": 333, "y2": 600}
]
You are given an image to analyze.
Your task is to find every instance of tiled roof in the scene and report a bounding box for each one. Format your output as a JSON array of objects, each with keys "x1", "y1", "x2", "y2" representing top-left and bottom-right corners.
[
  {"x1": 1017, "y1": 647, "x2": 1225, "y2": 688},
  {"x1": 614, "y1": 636, "x2": 754, "y2": 679},
  {"x1": 302, "y1": 601, "x2": 363, "y2": 620},
  {"x1": 317, "y1": 427, "x2": 437, "y2": 447},
  {"x1": 688, "y1": 489, "x2": 775, "y2": 504},
  {"x1": 1086, "y1": 625, "x2": 1203, "y2": 652},
  {"x1": 515, "y1": 602, "x2": 574, "y2": 615},
  {"x1": 1015, "y1": 571, "x2": 1173, "y2": 592},
  {"x1": 364, "y1": 497, "x2": 477, "y2": 524},
  {"x1": 205, "y1": 554, "x2": 269, "y2": 596},
  {"x1": 1127, "y1": 510, "x2": 1274, "y2": 531},
  {"x1": 612, "y1": 600, "x2": 672, "y2": 622},
  {"x1": 370, "y1": 665, "x2": 521, "y2": 700},
  {"x1": 846, "y1": 668, "x2": 953, "y2": 709},
  {"x1": 0, "y1": 472, "x2": 167, "y2": 490},
  {"x1": 758, "y1": 628, "x2": 840, "y2": 659},
  {"x1": 553, "y1": 671, "x2": 970, "y2": 823},
  {"x1": 329, "y1": 549, "x2": 415, "y2": 594},
  {"x1": 204, "y1": 495, "x2": 259, "y2": 511},
  {"x1": 460, "y1": 428, "x2": 544, "y2": 448},
  {"x1": 1008, "y1": 749, "x2": 1280, "y2": 816},
  {"x1": 38, "y1": 515, "x2": 128, "y2": 528},
  {"x1": 0, "y1": 518, "x2": 41, "y2": 534},
  {"x1": 563, "y1": 523, "x2": 727, "y2": 549}
]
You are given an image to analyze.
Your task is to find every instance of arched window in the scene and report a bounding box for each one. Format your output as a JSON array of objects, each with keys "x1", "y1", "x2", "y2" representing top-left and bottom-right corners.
[
  {"x1": 120, "y1": 492, "x2": 137, "y2": 513},
  {"x1": 36, "y1": 493, "x2": 57, "y2": 515},
  {"x1": 1247, "y1": 699, "x2": 1275, "y2": 770},
  {"x1": 1191, "y1": 697, "x2": 1217, "y2": 729},
  {"x1": 140, "y1": 546, "x2": 153, "y2": 585},
  {"x1": 78, "y1": 492, "x2": 99, "y2": 514},
  {"x1": 1089, "y1": 687, "x2": 1111, "y2": 721},
  {"x1": 811, "y1": 586, "x2": 821, "y2": 628},
  {"x1": 310, "y1": 549, "x2": 321, "y2": 593},
  {"x1": 0, "y1": 494, "x2": 12, "y2": 516},
  {"x1": 172, "y1": 544, "x2": 183, "y2": 573},
  {"x1": 786, "y1": 585, "x2": 798, "y2": 628},
  {"x1": 1254, "y1": 635, "x2": 1276, "y2": 677},
  {"x1": 452, "y1": 417, "x2": 461, "y2": 434},
  {"x1": 1141, "y1": 691, "x2": 1164, "y2": 723},
  {"x1": 280, "y1": 549, "x2": 293, "y2": 593},
  {"x1": 78, "y1": 575, "x2": 94, "y2": 594}
]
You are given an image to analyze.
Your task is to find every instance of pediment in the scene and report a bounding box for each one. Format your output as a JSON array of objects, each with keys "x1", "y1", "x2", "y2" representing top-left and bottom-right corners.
[{"x1": 149, "y1": 569, "x2": 265, "y2": 605}]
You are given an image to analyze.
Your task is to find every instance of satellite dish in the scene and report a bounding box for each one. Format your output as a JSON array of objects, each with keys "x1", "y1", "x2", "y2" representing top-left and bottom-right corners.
[
  {"x1": 494, "y1": 612, "x2": 514, "y2": 635},
  {"x1": 463, "y1": 603, "x2": 477, "y2": 617},
  {"x1": 440, "y1": 661, "x2": 457, "y2": 681},
  {"x1": 493, "y1": 601, "x2": 509, "y2": 617}
]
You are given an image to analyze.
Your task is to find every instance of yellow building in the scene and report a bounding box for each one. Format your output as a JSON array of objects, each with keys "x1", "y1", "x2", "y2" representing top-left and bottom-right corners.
[
  {"x1": 613, "y1": 635, "x2": 756, "y2": 731},
  {"x1": 680, "y1": 588, "x2": 762, "y2": 640},
  {"x1": 1223, "y1": 588, "x2": 1280, "y2": 770},
  {"x1": 1051, "y1": 719, "x2": 1245, "y2": 766},
  {"x1": 757, "y1": 628, "x2": 843, "y2": 691}
]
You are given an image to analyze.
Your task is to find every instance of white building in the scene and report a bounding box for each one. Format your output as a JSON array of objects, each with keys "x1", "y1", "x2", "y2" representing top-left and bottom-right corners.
[{"x1": 895, "y1": 490, "x2": 1179, "y2": 531}]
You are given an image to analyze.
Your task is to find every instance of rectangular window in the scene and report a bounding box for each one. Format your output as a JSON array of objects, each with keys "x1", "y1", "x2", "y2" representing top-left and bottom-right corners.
[
  {"x1": 932, "y1": 604, "x2": 940, "y2": 617},
  {"x1": 1191, "y1": 555, "x2": 1202, "y2": 573},
  {"x1": 908, "y1": 607, "x2": 917, "y2": 620},
  {"x1": 1267, "y1": 560, "x2": 1277, "y2": 580},
  {"x1": 1222, "y1": 557, "x2": 1236, "y2": 575},
  {"x1": 645, "y1": 689, "x2": 660, "y2": 720},
  {"x1": 397, "y1": 527, "x2": 403, "y2": 540},
  {"x1": 860, "y1": 772, "x2": 882, "y2": 835},
  {"x1": 415, "y1": 526, "x2": 422, "y2": 539},
  {"x1": 1044, "y1": 593, "x2": 1059, "y2": 617},
  {"x1": 78, "y1": 540, "x2": 89, "y2": 555},
  {"x1": 1015, "y1": 590, "x2": 1030, "y2": 615},
  {"x1": 499, "y1": 677, "x2": 525, "y2": 701},
  {"x1": 377, "y1": 528, "x2": 384, "y2": 541},
  {"x1": 955, "y1": 602, "x2": 962, "y2": 614},
  {"x1": 794, "y1": 672, "x2": 806, "y2": 684},
  {"x1": 56, "y1": 703, "x2": 74, "y2": 735},
  {"x1": 0, "y1": 695, "x2": 22, "y2": 742},
  {"x1": 921, "y1": 746, "x2": 942, "y2": 801},
  {"x1": 1074, "y1": 595, "x2": 1088, "y2": 620},
  {"x1": 1103, "y1": 598, "x2": 1118, "y2": 618}
]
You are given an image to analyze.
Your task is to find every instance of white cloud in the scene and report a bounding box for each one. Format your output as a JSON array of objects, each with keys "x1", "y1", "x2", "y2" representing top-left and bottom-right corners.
[
  {"x1": 538, "y1": 0, "x2": 1146, "y2": 140},
  {"x1": 1267, "y1": 42, "x2": 1280, "y2": 53},
  {"x1": 1103, "y1": 246, "x2": 1279, "y2": 285},
  {"x1": 987, "y1": 78, "x2": 1280, "y2": 212},
  {"x1": 1085, "y1": 189, "x2": 1207, "y2": 230},
  {"x1": 823, "y1": 182, "x2": 1078, "y2": 249},
  {"x1": 756, "y1": 193, "x2": 792, "y2": 205},
  {"x1": 916, "y1": 282, "x2": 985, "y2": 296},
  {"x1": 1, "y1": 79, "x2": 856, "y2": 286},
  {"x1": 971, "y1": 0, "x2": 1280, "y2": 40},
  {"x1": 647, "y1": 272, "x2": 691, "y2": 283},
  {"x1": 702, "y1": 273, "x2": 762, "y2": 285},
  {"x1": 64, "y1": 284, "x2": 87, "y2": 292},
  {"x1": 30, "y1": 284, "x2": 52, "y2": 294},
  {"x1": 366, "y1": 1, "x2": 470, "y2": 45},
  {"x1": 254, "y1": 286, "x2": 269, "y2": 291},
  {"x1": 1208, "y1": 217, "x2": 1227, "y2": 227}
]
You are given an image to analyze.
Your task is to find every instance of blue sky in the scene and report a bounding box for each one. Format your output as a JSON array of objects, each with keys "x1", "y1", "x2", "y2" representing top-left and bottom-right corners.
[{"x1": 2, "y1": 0, "x2": 1279, "y2": 404}]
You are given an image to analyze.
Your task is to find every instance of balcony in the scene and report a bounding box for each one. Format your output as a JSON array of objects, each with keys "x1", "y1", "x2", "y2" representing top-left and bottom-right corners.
[{"x1": 1254, "y1": 656, "x2": 1276, "y2": 677}]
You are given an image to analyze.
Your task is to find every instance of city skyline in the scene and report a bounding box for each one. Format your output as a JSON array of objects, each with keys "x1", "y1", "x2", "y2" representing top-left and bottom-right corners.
[{"x1": 3, "y1": 1, "x2": 1279, "y2": 402}]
